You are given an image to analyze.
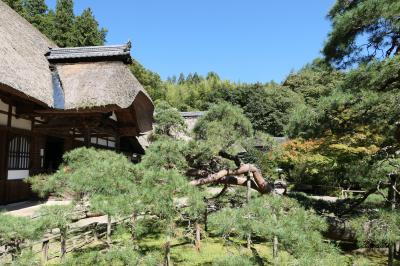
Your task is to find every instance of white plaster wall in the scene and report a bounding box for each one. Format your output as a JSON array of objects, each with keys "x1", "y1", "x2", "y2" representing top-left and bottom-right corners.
[
  {"x1": 11, "y1": 116, "x2": 31, "y2": 130},
  {"x1": 97, "y1": 138, "x2": 107, "y2": 146},
  {"x1": 108, "y1": 141, "x2": 115, "y2": 148},
  {"x1": 8, "y1": 170, "x2": 29, "y2": 180},
  {"x1": 0, "y1": 99, "x2": 8, "y2": 112},
  {"x1": 0, "y1": 113, "x2": 7, "y2": 126},
  {"x1": 0, "y1": 99, "x2": 8, "y2": 126}
]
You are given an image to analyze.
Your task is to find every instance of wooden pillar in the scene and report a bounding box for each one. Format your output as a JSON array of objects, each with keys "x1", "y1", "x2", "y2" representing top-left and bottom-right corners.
[
  {"x1": 115, "y1": 134, "x2": 121, "y2": 152},
  {"x1": 64, "y1": 135, "x2": 74, "y2": 152},
  {"x1": 3, "y1": 104, "x2": 12, "y2": 204},
  {"x1": 84, "y1": 129, "x2": 91, "y2": 148}
]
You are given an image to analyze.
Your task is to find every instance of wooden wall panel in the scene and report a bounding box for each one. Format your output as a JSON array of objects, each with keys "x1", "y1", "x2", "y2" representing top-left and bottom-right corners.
[{"x1": 5, "y1": 180, "x2": 30, "y2": 203}]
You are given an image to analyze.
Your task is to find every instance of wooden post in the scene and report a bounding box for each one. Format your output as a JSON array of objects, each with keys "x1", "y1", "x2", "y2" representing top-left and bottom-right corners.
[
  {"x1": 41, "y1": 240, "x2": 49, "y2": 263},
  {"x1": 204, "y1": 198, "x2": 208, "y2": 232},
  {"x1": 60, "y1": 230, "x2": 67, "y2": 260},
  {"x1": 115, "y1": 134, "x2": 120, "y2": 152},
  {"x1": 195, "y1": 221, "x2": 201, "y2": 252},
  {"x1": 84, "y1": 129, "x2": 91, "y2": 148},
  {"x1": 164, "y1": 234, "x2": 171, "y2": 266},
  {"x1": 93, "y1": 224, "x2": 99, "y2": 242},
  {"x1": 130, "y1": 212, "x2": 138, "y2": 250},
  {"x1": 107, "y1": 215, "x2": 112, "y2": 246},
  {"x1": 273, "y1": 236, "x2": 278, "y2": 259}
]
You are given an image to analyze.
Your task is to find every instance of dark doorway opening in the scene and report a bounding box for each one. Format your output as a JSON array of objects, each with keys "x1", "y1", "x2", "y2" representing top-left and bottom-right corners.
[{"x1": 44, "y1": 137, "x2": 64, "y2": 173}]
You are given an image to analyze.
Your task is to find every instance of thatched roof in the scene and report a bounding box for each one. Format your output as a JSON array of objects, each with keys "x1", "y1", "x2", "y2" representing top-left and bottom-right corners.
[
  {"x1": 0, "y1": 0, "x2": 54, "y2": 106},
  {"x1": 0, "y1": 1, "x2": 154, "y2": 132},
  {"x1": 56, "y1": 61, "x2": 150, "y2": 110}
]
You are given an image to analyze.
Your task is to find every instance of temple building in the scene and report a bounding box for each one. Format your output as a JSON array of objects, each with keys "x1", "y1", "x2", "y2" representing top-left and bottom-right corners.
[{"x1": 0, "y1": 1, "x2": 154, "y2": 204}]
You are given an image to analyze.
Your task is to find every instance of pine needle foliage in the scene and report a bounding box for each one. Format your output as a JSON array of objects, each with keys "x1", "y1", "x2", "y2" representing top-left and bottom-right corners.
[
  {"x1": 0, "y1": 214, "x2": 43, "y2": 256},
  {"x1": 153, "y1": 101, "x2": 187, "y2": 139},
  {"x1": 194, "y1": 102, "x2": 253, "y2": 153},
  {"x1": 209, "y1": 196, "x2": 346, "y2": 265}
]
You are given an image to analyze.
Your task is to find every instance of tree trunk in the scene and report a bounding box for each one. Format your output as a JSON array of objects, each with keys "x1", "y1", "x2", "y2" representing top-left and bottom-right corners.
[
  {"x1": 130, "y1": 213, "x2": 137, "y2": 249},
  {"x1": 246, "y1": 234, "x2": 252, "y2": 250},
  {"x1": 388, "y1": 244, "x2": 395, "y2": 266},
  {"x1": 107, "y1": 215, "x2": 112, "y2": 246},
  {"x1": 11, "y1": 242, "x2": 21, "y2": 261},
  {"x1": 195, "y1": 221, "x2": 201, "y2": 252},
  {"x1": 60, "y1": 230, "x2": 67, "y2": 260},
  {"x1": 388, "y1": 175, "x2": 397, "y2": 266},
  {"x1": 204, "y1": 203, "x2": 208, "y2": 232},
  {"x1": 190, "y1": 164, "x2": 273, "y2": 194},
  {"x1": 246, "y1": 174, "x2": 251, "y2": 203},
  {"x1": 246, "y1": 173, "x2": 252, "y2": 249},
  {"x1": 164, "y1": 235, "x2": 171, "y2": 266}
]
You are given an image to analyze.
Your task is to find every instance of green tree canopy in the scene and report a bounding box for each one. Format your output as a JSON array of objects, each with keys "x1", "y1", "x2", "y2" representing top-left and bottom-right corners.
[
  {"x1": 324, "y1": 0, "x2": 400, "y2": 67},
  {"x1": 194, "y1": 102, "x2": 253, "y2": 152},
  {"x1": 53, "y1": 0, "x2": 74, "y2": 47},
  {"x1": 73, "y1": 8, "x2": 107, "y2": 46},
  {"x1": 4, "y1": 0, "x2": 107, "y2": 47}
]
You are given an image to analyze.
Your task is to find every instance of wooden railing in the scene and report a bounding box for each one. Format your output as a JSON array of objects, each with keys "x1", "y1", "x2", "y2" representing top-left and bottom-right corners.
[{"x1": 0, "y1": 217, "x2": 127, "y2": 264}]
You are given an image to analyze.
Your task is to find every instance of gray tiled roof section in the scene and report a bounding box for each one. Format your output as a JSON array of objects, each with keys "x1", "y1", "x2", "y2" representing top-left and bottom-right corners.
[{"x1": 46, "y1": 44, "x2": 131, "y2": 61}]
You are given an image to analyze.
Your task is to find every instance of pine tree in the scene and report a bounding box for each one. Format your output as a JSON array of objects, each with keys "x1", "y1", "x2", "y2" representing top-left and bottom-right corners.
[
  {"x1": 73, "y1": 8, "x2": 107, "y2": 46},
  {"x1": 324, "y1": 0, "x2": 400, "y2": 67},
  {"x1": 37, "y1": 205, "x2": 75, "y2": 260},
  {"x1": 139, "y1": 168, "x2": 189, "y2": 265},
  {"x1": 53, "y1": 0, "x2": 74, "y2": 47},
  {"x1": 0, "y1": 214, "x2": 43, "y2": 261}
]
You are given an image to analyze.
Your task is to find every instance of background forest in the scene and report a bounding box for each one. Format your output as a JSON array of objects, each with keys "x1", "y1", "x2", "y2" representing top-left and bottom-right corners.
[{"x1": 2, "y1": 0, "x2": 400, "y2": 265}]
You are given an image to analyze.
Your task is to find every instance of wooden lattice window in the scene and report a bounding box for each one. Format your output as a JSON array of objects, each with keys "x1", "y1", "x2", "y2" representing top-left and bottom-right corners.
[{"x1": 8, "y1": 136, "x2": 30, "y2": 170}]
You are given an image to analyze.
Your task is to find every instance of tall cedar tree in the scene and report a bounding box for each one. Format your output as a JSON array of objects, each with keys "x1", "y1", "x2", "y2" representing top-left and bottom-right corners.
[
  {"x1": 53, "y1": 0, "x2": 74, "y2": 47},
  {"x1": 73, "y1": 8, "x2": 107, "y2": 46}
]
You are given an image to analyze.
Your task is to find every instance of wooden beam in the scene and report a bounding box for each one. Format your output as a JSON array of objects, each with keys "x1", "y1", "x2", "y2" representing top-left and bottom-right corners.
[
  {"x1": 7, "y1": 104, "x2": 11, "y2": 128},
  {"x1": 118, "y1": 126, "x2": 138, "y2": 136}
]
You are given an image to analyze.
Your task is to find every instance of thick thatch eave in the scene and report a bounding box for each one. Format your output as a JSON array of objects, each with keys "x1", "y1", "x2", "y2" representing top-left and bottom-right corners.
[
  {"x1": 0, "y1": 0, "x2": 55, "y2": 107},
  {"x1": 55, "y1": 61, "x2": 154, "y2": 133},
  {"x1": 56, "y1": 61, "x2": 150, "y2": 109}
]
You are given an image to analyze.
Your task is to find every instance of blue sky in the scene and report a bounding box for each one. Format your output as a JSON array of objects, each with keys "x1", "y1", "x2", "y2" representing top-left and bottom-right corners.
[{"x1": 46, "y1": 0, "x2": 334, "y2": 83}]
